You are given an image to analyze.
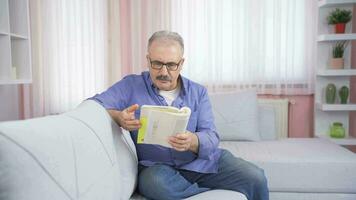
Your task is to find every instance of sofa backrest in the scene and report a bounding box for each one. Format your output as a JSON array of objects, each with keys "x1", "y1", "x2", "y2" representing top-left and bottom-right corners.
[
  {"x1": 0, "y1": 100, "x2": 137, "y2": 200},
  {"x1": 209, "y1": 91, "x2": 288, "y2": 141}
]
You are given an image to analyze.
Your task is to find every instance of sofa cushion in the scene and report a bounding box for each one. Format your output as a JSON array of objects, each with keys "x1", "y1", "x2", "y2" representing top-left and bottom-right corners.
[
  {"x1": 220, "y1": 138, "x2": 356, "y2": 193},
  {"x1": 0, "y1": 100, "x2": 137, "y2": 200},
  {"x1": 0, "y1": 119, "x2": 76, "y2": 200},
  {"x1": 64, "y1": 100, "x2": 138, "y2": 200},
  {"x1": 0, "y1": 113, "x2": 121, "y2": 200},
  {"x1": 209, "y1": 90, "x2": 260, "y2": 141},
  {"x1": 130, "y1": 190, "x2": 247, "y2": 200}
]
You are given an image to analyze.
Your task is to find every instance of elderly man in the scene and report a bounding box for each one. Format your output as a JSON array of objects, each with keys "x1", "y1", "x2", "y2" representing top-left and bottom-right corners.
[{"x1": 91, "y1": 31, "x2": 268, "y2": 200}]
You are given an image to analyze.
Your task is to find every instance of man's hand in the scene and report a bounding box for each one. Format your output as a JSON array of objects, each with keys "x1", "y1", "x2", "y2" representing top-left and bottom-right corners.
[
  {"x1": 108, "y1": 104, "x2": 141, "y2": 131},
  {"x1": 168, "y1": 131, "x2": 199, "y2": 153}
]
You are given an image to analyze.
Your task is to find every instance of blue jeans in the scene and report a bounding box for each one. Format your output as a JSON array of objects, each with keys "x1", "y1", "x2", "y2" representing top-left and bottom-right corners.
[{"x1": 138, "y1": 149, "x2": 269, "y2": 200}]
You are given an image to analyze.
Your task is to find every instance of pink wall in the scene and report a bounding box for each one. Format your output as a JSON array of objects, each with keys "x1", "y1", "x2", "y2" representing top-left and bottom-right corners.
[
  {"x1": 0, "y1": 85, "x2": 21, "y2": 121},
  {"x1": 259, "y1": 95, "x2": 314, "y2": 138},
  {"x1": 350, "y1": 5, "x2": 356, "y2": 137},
  {"x1": 119, "y1": 0, "x2": 133, "y2": 76}
]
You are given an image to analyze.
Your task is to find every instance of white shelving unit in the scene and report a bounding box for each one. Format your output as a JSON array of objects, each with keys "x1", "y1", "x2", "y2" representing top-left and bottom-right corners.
[
  {"x1": 318, "y1": 33, "x2": 356, "y2": 41},
  {"x1": 317, "y1": 69, "x2": 356, "y2": 76},
  {"x1": 316, "y1": 102, "x2": 356, "y2": 111},
  {"x1": 319, "y1": 135, "x2": 356, "y2": 145},
  {"x1": 315, "y1": 0, "x2": 356, "y2": 145},
  {"x1": 319, "y1": 0, "x2": 356, "y2": 8},
  {"x1": 0, "y1": 0, "x2": 32, "y2": 85}
]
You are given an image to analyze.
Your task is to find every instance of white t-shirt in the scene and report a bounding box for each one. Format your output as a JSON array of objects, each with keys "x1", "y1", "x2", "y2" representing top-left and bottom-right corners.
[{"x1": 159, "y1": 84, "x2": 181, "y2": 106}]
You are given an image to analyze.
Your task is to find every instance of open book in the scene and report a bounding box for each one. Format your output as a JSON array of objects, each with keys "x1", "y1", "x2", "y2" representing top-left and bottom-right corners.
[{"x1": 137, "y1": 105, "x2": 191, "y2": 148}]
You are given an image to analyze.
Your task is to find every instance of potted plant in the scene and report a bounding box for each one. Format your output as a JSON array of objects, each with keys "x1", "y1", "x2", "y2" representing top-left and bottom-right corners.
[
  {"x1": 327, "y1": 8, "x2": 352, "y2": 33},
  {"x1": 330, "y1": 41, "x2": 347, "y2": 69}
]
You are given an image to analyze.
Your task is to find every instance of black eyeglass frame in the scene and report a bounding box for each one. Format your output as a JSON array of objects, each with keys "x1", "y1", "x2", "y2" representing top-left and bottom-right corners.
[{"x1": 148, "y1": 58, "x2": 183, "y2": 71}]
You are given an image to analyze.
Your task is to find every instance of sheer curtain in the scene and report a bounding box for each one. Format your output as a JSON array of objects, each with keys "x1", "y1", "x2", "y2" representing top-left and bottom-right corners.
[
  {"x1": 27, "y1": 0, "x2": 108, "y2": 116},
  {"x1": 118, "y1": 0, "x2": 172, "y2": 77},
  {"x1": 23, "y1": 0, "x2": 317, "y2": 118},
  {"x1": 171, "y1": 0, "x2": 317, "y2": 94}
]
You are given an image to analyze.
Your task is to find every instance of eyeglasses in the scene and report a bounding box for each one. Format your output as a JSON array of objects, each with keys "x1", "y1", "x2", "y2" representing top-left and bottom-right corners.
[{"x1": 149, "y1": 58, "x2": 182, "y2": 71}]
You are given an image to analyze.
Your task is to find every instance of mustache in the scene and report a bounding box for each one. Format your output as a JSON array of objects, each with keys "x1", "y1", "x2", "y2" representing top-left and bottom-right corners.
[{"x1": 156, "y1": 75, "x2": 172, "y2": 81}]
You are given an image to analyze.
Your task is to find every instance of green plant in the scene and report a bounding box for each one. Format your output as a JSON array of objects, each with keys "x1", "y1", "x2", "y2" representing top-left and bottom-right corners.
[
  {"x1": 332, "y1": 41, "x2": 347, "y2": 58},
  {"x1": 327, "y1": 8, "x2": 352, "y2": 24}
]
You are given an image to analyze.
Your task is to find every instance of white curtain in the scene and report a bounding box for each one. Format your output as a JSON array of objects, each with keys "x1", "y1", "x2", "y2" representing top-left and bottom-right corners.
[
  {"x1": 171, "y1": 0, "x2": 317, "y2": 95},
  {"x1": 28, "y1": 0, "x2": 108, "y2": 116},
  {"x1": 24, "y1": 0, "x2": 317, "y2": 118},
  {"x1": 119, "y1": 0, "x2": 172, "y2": 76}
]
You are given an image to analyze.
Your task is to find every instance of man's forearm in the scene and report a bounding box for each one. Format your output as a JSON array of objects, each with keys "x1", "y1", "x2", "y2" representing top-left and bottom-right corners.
[
  {"x1": 188, "y1": 132, "x2": 199, "y2": 153},
  {"x1": 107, "y1": 109, "x2": 122, "y2": 126},
  {"x1": 195, "y1": 130, "x2": 220, "y2": 160}
]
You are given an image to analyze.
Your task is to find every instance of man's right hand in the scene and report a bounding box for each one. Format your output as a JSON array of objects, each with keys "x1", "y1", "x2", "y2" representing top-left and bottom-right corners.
[{"x1": 108, "y1": 104, "x2": 141, "y2": 131}]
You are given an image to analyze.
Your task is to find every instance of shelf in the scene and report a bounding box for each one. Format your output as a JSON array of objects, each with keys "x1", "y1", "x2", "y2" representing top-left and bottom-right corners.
[
  {"x1": 318, "y1": 0, "x2": 356, "y2": 8},
  {"x1": 0, "y1": 35, "x2": 11, "y2": 80},
  {"x1": 9, "y1": 0, "x2": 29, "y2": 37},
  {"x1": 11, "y1": 38, "x2": 31, "y2": 80},
  {"x1": 0, "y1": 0, "x2": 32, "y2": 85},
  {"x1": 315, "y1": 1, "x2": 355, "y2": 146},
  {"x1": 0, "y1": 0, "x2": 9, "y2": 33},
  {"x1": 317, "y1": 69, "x2": 356, "y2": 76},
  {"x1": 0, "y1": 79, "x2": 32, "y2": 85},
  {"x1": 10, "y1": 33, "x2": 27, "y2": 40},
  {"x1": 318, "y1": 34, "x2": 356, "y2": 41},
  {"x1": 318, "y1": 135, "x2": 356, "y2": 145},
  {"x1": 316, "y1": 102, "x2": 356, "y2": 111}
]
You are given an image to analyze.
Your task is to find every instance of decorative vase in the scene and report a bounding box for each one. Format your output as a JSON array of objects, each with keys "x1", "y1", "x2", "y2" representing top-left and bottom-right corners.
[
  {"x1": 339, "y1": 86, "x2": 349, "y2": 104},
  {"x1": 330, "y1": 58, "x2": 344, "y2": 69},
  {"x1": 335, "y1": 23, "x2": 346, "y2": 34},
  {"x1": 325, "y1": 83, "x2": 336, "y2": 104},
  {"x1": 330, "y1": 122, "x2": 345, "y2": 138}
]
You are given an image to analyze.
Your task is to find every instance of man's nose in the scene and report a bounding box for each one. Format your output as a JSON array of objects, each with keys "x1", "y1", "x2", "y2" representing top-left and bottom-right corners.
[{"x1": 159, "y1": 65, "x2": 169, "y2": 74}]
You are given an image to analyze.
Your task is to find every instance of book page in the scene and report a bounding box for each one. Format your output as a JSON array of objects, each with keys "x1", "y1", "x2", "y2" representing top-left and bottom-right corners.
[{"x1": 137, "y1": 106, "x2": 191, "y2": 148}]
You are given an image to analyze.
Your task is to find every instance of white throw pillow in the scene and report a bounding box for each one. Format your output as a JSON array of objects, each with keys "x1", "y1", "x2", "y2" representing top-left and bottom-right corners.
[{"x1": 209, "y1": 90, "x2": 261, "y2": 141}]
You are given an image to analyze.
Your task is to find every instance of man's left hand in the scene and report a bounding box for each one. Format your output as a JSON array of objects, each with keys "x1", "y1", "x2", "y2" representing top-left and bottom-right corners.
[{"x1": 168, "y1": 131, "x2": 199, "y2": 153}]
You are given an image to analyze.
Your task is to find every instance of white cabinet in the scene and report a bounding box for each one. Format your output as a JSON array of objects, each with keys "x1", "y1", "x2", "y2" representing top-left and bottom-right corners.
[
  {"x1": 0, "y1": 0, "x2": 31, "y2": 84},
  {"x1": 315, "y1": 0, "x2": 356, "y2": 145}
]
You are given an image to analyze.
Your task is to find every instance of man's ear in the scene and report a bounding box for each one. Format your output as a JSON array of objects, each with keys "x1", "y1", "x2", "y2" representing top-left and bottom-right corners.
[
  {"x1": 146, "y1": 55, "x2": 150, "y2": 68},
  {"x1": 180, "y1": 58, "x2": 185, "y2": 68}
]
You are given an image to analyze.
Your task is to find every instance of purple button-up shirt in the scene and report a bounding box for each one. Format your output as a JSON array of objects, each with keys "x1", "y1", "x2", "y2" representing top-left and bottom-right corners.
[{"x1": 90, "y1": 71, "x2": 221, "y2": 173}]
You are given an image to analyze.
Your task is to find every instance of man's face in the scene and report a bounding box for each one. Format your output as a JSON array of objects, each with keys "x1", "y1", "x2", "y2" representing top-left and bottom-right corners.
[{"x1": 147, "y1": 40, "x2": 184, "y2": 91}]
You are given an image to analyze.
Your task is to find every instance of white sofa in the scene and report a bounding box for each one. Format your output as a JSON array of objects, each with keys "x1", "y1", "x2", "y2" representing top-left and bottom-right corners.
[{"x1": 1, "y1": 100, "x2": 356, "y2": 200}]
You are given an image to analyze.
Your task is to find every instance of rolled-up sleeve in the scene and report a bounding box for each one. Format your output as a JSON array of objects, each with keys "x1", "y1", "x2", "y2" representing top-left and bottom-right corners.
[
  {"x1": 195, "y1": 88, "x2": 220, "y2": 160},
  {"x1": 88, "y1": 77, "x2": 129, "y2": 111}
]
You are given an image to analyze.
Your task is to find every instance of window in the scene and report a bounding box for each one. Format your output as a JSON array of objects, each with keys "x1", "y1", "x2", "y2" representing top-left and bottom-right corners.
[{"x1": 171, "y1": 0, "x2": 316, "y2": 94}]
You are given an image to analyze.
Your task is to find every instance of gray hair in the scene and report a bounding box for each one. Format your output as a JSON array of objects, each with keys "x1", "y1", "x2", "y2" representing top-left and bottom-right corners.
[{"x1": 148, "y1": 30, "x2": 184, "y2": 54}]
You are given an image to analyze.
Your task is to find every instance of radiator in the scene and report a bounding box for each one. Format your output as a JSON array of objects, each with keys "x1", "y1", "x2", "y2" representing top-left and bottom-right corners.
[{"x1": 258, "y1": 98, "x2": 290, "y2": 139}]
